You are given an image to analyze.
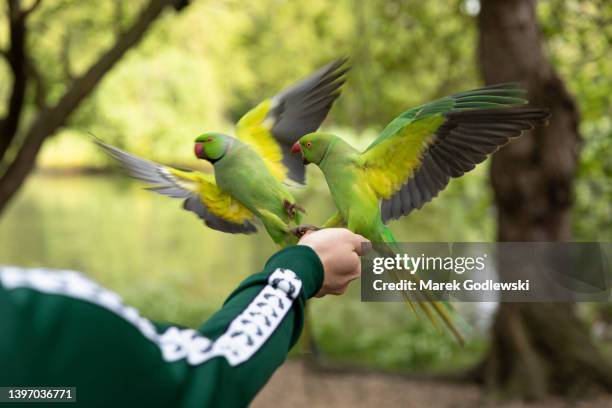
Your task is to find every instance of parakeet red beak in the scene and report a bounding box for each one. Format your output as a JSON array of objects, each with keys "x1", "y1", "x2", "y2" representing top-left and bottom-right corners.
[
  {"x1": 291, "y1": 142, "x2": 301, "y2": 156},
  {"x1": 291, "y1": 142, "x2": 309, "y2": 164},
  {"x1": 194, "y1": 142, "x2": 204, "y2": 159}
]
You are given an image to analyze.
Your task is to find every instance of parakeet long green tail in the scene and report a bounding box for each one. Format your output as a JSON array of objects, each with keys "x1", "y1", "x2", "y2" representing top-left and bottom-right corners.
[{"x1": 378, "y1": 226, "x2": 464, "y2": 345}]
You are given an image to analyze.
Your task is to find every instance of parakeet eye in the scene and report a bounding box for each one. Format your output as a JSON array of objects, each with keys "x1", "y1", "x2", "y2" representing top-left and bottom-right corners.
[
  {"x1": 206, "y1": 137, "x2": 213, "y2": 143},
  {"x1": 306, "y1": 141, "x2": 312, "y2": 149}
]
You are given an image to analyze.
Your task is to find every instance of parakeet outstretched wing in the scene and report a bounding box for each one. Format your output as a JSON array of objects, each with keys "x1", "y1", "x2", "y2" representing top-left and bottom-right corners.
[
  {"x1": 358, "y1": 83, "x2": 550, "y2": 222},
  {"x1": 236, "y1": 58, "x2": 349, "y2": 184},
  {"x1": 96, "y1": 141, "x2": 257, "y2": 234}
]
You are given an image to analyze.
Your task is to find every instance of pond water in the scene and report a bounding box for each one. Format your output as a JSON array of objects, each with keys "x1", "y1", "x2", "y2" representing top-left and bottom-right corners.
[{"x1": 0, "y1": 171, "x2": 493, "y2": 370}]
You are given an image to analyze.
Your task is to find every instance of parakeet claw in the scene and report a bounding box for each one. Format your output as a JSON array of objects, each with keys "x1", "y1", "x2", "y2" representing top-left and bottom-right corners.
[
  {"x1": 284, "y1": 200, "x2": 305, "y2": 218},
  {"x1": 293, "y1": 203, "x2": 306, "y2": 213},
  {"x1": 290, "y1": 224, "x2": 321, "y2": 238}
]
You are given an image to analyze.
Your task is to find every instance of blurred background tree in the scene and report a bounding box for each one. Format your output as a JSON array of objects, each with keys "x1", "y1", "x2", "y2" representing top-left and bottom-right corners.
[
  {"x1": 476, "y1": 0, "x2": 612, "y2": 398},
  {"x1": 0, "y1": 0, "x2": 191, "y2": 213}
]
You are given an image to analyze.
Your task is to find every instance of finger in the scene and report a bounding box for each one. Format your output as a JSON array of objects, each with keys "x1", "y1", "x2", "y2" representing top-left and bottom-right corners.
[
  {"x1": 352, "y1": 234, "x2": 372, "y2": 256},
  {"x1": 350, "y1": 263, "x2": 362, "y2": 280}
]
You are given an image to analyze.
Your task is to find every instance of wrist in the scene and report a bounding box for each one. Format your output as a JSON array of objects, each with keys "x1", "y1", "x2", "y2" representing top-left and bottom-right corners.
[{"x1": 265, "y1": 246, "x2": 324, "y2": 299}]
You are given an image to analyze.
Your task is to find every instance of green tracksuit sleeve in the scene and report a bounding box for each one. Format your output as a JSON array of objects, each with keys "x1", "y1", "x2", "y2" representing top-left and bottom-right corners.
[{"x1": 0, "y1": 245, "x2": 324, "y2": 408}]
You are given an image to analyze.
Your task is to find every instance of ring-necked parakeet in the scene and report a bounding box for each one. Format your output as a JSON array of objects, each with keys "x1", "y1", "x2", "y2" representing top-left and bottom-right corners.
[
  {"x1": 291, "y1": 83, "x2": 550, "y2": 340},
  {"x1": 97, "y1": 59, "x2": 349, "y2": 246}
]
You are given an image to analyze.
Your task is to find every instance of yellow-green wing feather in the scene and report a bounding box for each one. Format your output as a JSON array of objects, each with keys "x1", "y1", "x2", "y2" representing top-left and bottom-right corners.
[
  {"x1": 96, "y1": 140, "x2": 257, "y2": 234},
  {"x1": 359, "y1": 114, "x2": 445, "y2": 199},
  {"x1": 359, "y1": 84, "x2": 549, "y2": 221},
  {"x1": 167, "y1": 168, "x2": 255, "y2": 226},
  {"x1": 236, "y1": 58, "x2": 349, "y2": 184},
  {"x1": 236, "y1": 99, "x2": 288, "y2": 182}
]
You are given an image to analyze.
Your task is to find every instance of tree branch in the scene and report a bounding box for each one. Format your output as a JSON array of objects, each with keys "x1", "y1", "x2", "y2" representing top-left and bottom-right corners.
[
  {"x1": 51, "y1": 0, "x2": 170, "y2": 122},
  {"x1": 20, "y1": 0, "x2": 42, "y2": 18}
]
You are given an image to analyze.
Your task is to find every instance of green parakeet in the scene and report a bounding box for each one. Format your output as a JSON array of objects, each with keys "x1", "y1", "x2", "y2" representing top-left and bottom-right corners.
[
  {"x1": 97, "y1": 59, "x2": 349, "y2": 246},
  {"x1": 291, "y1": 83, "x2": 550, "y2": 341}
]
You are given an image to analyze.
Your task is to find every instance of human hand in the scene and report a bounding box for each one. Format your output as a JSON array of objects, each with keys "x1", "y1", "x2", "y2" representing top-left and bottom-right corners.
[{"x1": 298, "y1": 228, "x2": 371, "y2": 297}]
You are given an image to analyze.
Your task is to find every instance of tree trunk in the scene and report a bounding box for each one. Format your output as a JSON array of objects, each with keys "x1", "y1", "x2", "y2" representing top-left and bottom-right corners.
[
  {"x1": 0, "y1": 0, "x2": 30, "y2": 160},
  {"x1": 476, "y1": 0, "x2": 612, "y2": 399}
]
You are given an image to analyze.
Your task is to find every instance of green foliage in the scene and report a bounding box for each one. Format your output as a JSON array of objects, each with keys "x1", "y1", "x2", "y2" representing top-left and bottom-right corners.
[
  {"x1": 574, "y1": 118, "x2": 612, "y2": 241},
  {"x1": 539, "y1": 0, "x2": 611, "y2": 121},
  {"x1": 3, "y1": 0, "x2": 481, "y2": 157}
]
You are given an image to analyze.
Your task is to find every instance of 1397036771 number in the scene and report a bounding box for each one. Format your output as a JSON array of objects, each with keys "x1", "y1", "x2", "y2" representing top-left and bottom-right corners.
[{"x1": 5, "y1": 388, "x2": 74, "y2": 400}]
